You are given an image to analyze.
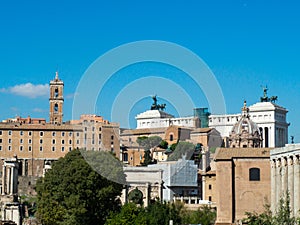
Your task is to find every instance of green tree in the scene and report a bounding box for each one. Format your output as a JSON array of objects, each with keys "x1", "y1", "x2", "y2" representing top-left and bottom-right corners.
[
  {"x1": 167, "y1": 142, "x2": 195, "y2": 161},
  {"x1": 36, "y1": 149, "x2": 124, "y2": 225},
  {"x1": 105, "y1": 203, "x2": 147, "y2": 225},
  {"x1": 159, "y1": 140, "x2": 169, "y2": 149},
  {"x1": 181, "y1": 205, "x2": 216, "y2": 225}
]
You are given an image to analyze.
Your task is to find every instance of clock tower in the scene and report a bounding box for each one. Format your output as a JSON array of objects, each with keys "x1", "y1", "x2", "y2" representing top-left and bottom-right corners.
[{"x1": 49, "y1": 72, "x2": 64, "y2": 124}]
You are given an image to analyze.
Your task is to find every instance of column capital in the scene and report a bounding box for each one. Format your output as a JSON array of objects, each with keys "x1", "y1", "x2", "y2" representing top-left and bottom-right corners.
[
  {"x1": 293, "y1": 155, "x2": 299, "y2": 165},
  {"x1": 288, "y1": 157, "x2": 294, "y2": 166},
  {"x1": 281, "y1": 157, "x2": 287, "y2": 167}
]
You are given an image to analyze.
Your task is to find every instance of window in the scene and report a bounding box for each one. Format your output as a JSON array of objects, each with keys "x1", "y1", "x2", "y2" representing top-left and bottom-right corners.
[
  {"x1": 8, "y1": 139, "x2": 11, "y2": 144},
  {"x1": 54, "y1": 103, "x2": 58, "y2": 112},
  {"x1": 28, "y1": 146, "x2": 32, "y2": 152},
  {"x1": 61, "y1": 146, "x2": 65, "y2": 152},
  {"x1": 40, "y1": 131, "x2": 44, "y2": 137},
  {"x1": 170, "y1": 134, "x2": 174, "y2": 141},
  {"x1": 0, "y1": 146, "x2": 2, "y2": 151},
  {"x1": 62, "y1": 140, "x2": 65, "y2": 144},
  {"x1": 52, "y1": 132, "x2": 56, "y2": 137},
  {"x1": 20, "y1": 146, "x2": 23, "y2": 151},
  {"x1": 40, "y1": 146, "x2": 43, "y2": 151},
  {"x1": 69, "y1": 140, "x2": 72, "y2": 145},
  {"x1": 28, "y1": 139, "x2": 32, "y2": 144},
  {"x1": 69, "y1": 147, "x2": 72, "y2": 152},
  {"x1": 209, "y1": 184, "x2": 212, "y2": 190},
  {"x1": 61, "y1": 132, "x2": 65, "y2": 137},
  {"x1": 76, "y1": 140, "x2": 80, "y2": 145},
  {"x1": 69, "y1": 132, "x2": 72, "y2": 137},
  {"x1": 52, "y1": 139, "x2": 56, "y2": 144},
  {"x1": 54, "y1": 88, "x2": 59, "y2": 97},
  {"x1": 209, "y1": 196, "x2": 212, "y2": 201},
  {"x1": 123, "y1": 153, "x2": 128, "y2": 162},
  {"x1": 99, "y1": 134, "x2": 101, "y2": 139},
  {"x1": 99, "y1": 127, "x2": 101, "y2": 132},
  {"x1": 52, "y1": 146, "x2": 55, "y2": 152},
  {"x1": 92, "y1": 127, "x2": 95, "y2": 132},
  {"x1": 77, "y1": 132, "x2": 80, "y2": 137},
  {"x1": 0, "y1": 139, "x2": 2, "y2": 144},
  {"x1": 40, "y1": 139, "x2": 43, "y2": 144},
  {"x1": 8, "y1": 146, "x2": 11, "y2": 151},
  {"x1": 20, "y1": 139, "x2": 23, "y2": 144},
  {"x1": 111, "y1": 135, "x2": 114, "y2": 140},
  {"x1": 20, "y1": 131, "x2": 23, "y2": 135},
  {"x1": 28, "y1": 131, "x2": 32, "y2": 136},
  {"x1": 8, "y1": 130, "x2": 12, "y2": 135},
  {"x1": 0, "y1": 131, "x2": 2, "y2": 135},
  {"x1": 249, "y1": 168, "x2": 260, "y2": 181}
]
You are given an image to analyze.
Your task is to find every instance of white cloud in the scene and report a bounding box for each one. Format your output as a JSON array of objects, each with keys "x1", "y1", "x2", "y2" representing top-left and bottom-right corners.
[
  {"x1": 32, "y1": 108, "x2": 45, "y2": 113},
  {"x1": 1, "y1": 83, "x2": 49, "y2": 98}
]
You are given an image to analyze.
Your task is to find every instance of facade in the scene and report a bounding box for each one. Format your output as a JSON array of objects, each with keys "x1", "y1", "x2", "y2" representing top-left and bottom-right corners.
[
  {"x1": 214, "y1": 148, "x2": 272, "y2": 225},
  {"x1": 209, "y1": 92, "x2": 289, "y2": 148},
  {"x1": 270, "y1": 144, "x2": 300, "y2": 217},
  {"x1": 122, "y1": 167, "x2": 163, "y2": 207},
  {"x1": 136, "y1": 109, "x2": 200, "y2": 129},
  {"x1": 0, "y1": 73, "x2": 120, "y2": 194}
]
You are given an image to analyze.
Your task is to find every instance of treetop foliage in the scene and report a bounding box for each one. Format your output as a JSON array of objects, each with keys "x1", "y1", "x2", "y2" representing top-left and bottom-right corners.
[{"x1": 36, "y1": 149, "x2": 124, "y2": 225}]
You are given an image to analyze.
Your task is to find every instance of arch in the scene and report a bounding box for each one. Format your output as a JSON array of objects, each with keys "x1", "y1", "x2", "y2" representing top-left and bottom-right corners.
[{"x1": 128, "y1": 187, "x2": 144, "y2": 205}]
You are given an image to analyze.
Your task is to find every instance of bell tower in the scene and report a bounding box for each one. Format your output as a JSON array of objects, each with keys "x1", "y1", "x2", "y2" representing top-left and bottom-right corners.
[{"x1": 49, "y1": 72, "x2": 64, "y2": 124}]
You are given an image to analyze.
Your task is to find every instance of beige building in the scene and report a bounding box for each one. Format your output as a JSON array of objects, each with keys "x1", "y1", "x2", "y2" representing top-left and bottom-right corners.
[
  {"x1": 214, "y1": 148, "x2": 272, "y2": 225},
  {"x1": 270, "y1": 143, "x2": 300, "y2": 217},
  {"x1": 0, "y1": 73, "x2": 120, "y2": 193}
]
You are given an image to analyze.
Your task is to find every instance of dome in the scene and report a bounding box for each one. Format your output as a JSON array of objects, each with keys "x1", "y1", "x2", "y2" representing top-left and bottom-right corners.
[{"x1": 229, "y1": 101, "x2": 262, "y2": 148}]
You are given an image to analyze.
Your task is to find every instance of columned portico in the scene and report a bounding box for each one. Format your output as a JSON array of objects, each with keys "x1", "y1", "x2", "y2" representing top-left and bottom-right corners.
[{"x1": 271, "y1": 144, "x2": 300, "y2": 217}]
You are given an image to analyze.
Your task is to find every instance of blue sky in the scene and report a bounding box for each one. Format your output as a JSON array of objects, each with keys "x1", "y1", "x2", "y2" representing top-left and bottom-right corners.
[{"x1": 0, "y1": 0, "x2": 299, "y2": 142}]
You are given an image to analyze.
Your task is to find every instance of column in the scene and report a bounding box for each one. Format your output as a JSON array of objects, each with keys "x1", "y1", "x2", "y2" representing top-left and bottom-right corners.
[
  {"x1": 10, "y1": 166, "x2": 14, "y2": 195},
  {"x1": 281, "y1": 157, "x2": 288, "y2": 196},
  {"x1": 287, "y1": 156, "x2": 294, "y2": 216},
  {"x1": 2, "y1": 165, "x2": 6, "y2": 194},
  {"x1": 22, "y1": 159, "x2": 26, "y2": 176},
  {"x1": 294, "y1": 156, "x2": 300, "y2": 217},
  {"x1": 7, "y1": 167, "x2": 11, "y2": 195},
  {"x1": 275, "y1": 159, "x2": 281, "y2": 206},
  {"x1": 270, "y1": 159, "x2": 276, "y2": 213}
]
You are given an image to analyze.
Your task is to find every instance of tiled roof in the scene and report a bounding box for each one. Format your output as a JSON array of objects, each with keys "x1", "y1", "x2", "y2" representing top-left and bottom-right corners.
[{"x1": 214, "y1": 147, "x2": 273, "y2": 160}]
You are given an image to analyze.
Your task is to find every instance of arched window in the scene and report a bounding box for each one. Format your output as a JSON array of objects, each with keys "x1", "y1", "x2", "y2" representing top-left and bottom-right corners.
[
  {"x1": 249, "y1": 168, "x2": 260, "y2": 181},
  {"x1": 54, "y1": 88, "x2": 59, "y2": 98},
  {"x1": 54, "y1": 103, "x2": 58, "y2": 113},
  {"x1": 170, "y1": 134, "x2": 174, "y2": 141}
]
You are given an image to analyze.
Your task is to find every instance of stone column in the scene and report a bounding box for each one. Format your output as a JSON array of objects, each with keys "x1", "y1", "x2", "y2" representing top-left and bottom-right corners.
[
  {"x1": 7, "y1": 167, "x2": 11, "y2": 195},
  {"x1": 275, "y1": 159, "x2": 282, "y2": 206},
  {"x1": 22, "y1": 159, "x2": 26, "y2": 176},
  {"x1": 294, "y1": 156, "x2": 300, "y2": 217},
  {"x1": 270, "y1": 159, "x2": 276, "y2": 213},
  {"x1": 281, "y1": 157, "x2": 288, "y2": 196},
  {"x1": 288, "y1": 156, "x2": 294, "y2": 216},
  {"x1": 2, "y1": 165, "x2": 6, "y2": 194},
  {"x1": 10, "y1": 166, "x2": 14, "y2": 195}
]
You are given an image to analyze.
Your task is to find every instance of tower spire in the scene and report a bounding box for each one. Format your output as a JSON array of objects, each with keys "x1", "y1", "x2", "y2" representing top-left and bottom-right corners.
[
  {"x1": 55, "y1": 71, "x2": 59, "y2": 80},
  {"x1": 241, "y1": 100, "x2": 249, "y2": 118}
]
